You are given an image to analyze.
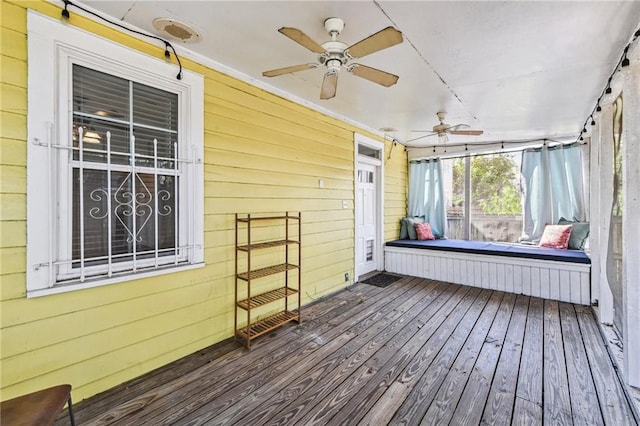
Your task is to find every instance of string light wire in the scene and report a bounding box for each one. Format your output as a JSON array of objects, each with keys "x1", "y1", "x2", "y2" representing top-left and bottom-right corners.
[
  {"x1": 576, "y1": 25, "x2": 639, "y2": 144},
  {"x1": 60, "y1": 0, "x2": 183, "y2": 80}
]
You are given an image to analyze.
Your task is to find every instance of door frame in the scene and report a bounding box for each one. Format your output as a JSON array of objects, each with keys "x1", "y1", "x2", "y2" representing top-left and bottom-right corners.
[{"x1": 354, "y1": 133, "x2": 384, "y2": 279}]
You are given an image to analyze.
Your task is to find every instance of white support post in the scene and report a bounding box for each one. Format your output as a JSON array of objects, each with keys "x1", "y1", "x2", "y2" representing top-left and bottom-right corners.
[
  {"x1": 589, "y1": 124, "x2": 601, "y2": 306},
  {"x1": 621, "y1": 60, "x2": 640, "y2": 388},
  {"x1": 464, "y1": 157, "x2": 471, "y2": 240},
  {"x1": 596, "y1": 102, "x2": 615, "y2": 325},
  {"x1": 581, "y1": 141, "x2": 590, "y2": 220}
]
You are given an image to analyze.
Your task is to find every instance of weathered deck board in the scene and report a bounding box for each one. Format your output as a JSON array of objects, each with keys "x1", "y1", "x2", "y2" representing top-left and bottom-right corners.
[
  {"x1": 480, "y1": 294, "x2": 529, "y2": 426},
  {"x1": 72, "y1": 281, "x2": 382, "y2": 424},
  {"x1": 113, "y1": 277, "x2": 423, "y2": 425},
  {"x1": 419, "y1": 291, "x2": 506, "y2": 425},
  {"x1": 513, "y1": 296, "x2": 544, "y2": 424},
  {"x1": 389, "y1": 289, "x2": 495, "y2": 425},
  {"x1": 448, "y1": 292, "x2": 517, "y2": 426},
  {"x1": 559, "y1": 302, "x2": 605, "y2": 425},
  {"x1": 56, "y1": 276, "x2": 638, "y2": 426},
  {"x1": 263, "y1": 284, "x2": 471, "y2": 426},
  {"x1": 543, "y1": 299, "x2": 573, "y2": 424},
  {"x1": 575, "y1": 305, "x2": 637, "y2": 426},
  {"x1": 204, "y1": 278, "x2": 445, "y2": 426},
  {"x1": 354, "y1": 287, "x2": 481, "y2": 425},
  {"x1": 329, "y1": 286, "x2": 479, "y2": 426}
]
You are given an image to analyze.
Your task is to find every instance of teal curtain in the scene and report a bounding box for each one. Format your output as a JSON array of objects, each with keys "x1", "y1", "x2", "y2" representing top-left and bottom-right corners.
[
  {"x1": 521, "y1": 144, "x2": 585, "y2": 241},
  {"x1": 408, "y1": 159, "x2": 447, "y2": 237}
]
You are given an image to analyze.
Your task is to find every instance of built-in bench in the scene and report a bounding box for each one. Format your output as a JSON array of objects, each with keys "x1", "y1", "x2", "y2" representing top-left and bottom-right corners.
[{"x1": 384, "y1": 239, "x2": 591, "y2": 305}]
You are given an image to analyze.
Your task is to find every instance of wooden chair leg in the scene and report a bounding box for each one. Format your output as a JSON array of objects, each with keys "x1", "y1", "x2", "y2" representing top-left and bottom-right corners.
[{"x1": 67, "y1": 394, "x2": 76, "y2": 426}]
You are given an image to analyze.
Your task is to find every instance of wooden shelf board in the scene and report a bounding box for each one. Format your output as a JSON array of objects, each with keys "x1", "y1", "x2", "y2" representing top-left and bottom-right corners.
[
  {"x1": 237, "y1": 215, "x2": 301, "y2": 223},
  {"x1": 237, "y1": 287, "x2": 298, "y2": 310},
  {"x1": 236, "y1": 311, "x2": 299, "y2": 340},
  {"x1": 237, "y1": 239, "x2": 300, "y2": 252},
  {"x1": 237, "y1": 263, "x2": 298, "y2": 281}
]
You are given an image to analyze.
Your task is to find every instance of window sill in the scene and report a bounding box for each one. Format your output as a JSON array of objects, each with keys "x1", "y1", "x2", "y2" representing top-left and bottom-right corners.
[{"x1": 26, "y1": 262, "x2": 205, "y2": 298}]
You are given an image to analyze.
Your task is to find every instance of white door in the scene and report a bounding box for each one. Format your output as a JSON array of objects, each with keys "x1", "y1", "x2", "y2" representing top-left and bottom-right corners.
[{"x1": 356, "y1": 162, "x2": 377, "y2": 277}]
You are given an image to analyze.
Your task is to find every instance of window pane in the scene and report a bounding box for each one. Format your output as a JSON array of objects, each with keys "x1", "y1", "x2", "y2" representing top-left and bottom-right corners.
[
  {"x1": 72, "y1": 117, "x2": 130, "y2": 164},
  {"x1": 73, "y1": 65, "x2": 129, "y2": 120},
  {"x1": 133, "y1": 126, "x2": 177, "y2": 169},
  {"x1": 72, "y1": 169, "x2": 176, "y2": 265},
  {"x1": 442, "y1": 158, "x2": 465, "y2": 239},
  {"x1": 358, "y1": 145, "x2": 380, "y2": 159},
  {"x1": 366, "y1": 239, "x2": 374, "y2": 262},
  {"x1": 70, "y1": 64, "x2": 182, "y2": 274},
  {"x1": 72, "y1": 65, "x2": 178, "y2": 168},
  {"x1": 469, "y1": 153, "x2": 523, "y2": 242},
  {"x1": 133, "y1": 82, "x2": 178, "y2": 130}
]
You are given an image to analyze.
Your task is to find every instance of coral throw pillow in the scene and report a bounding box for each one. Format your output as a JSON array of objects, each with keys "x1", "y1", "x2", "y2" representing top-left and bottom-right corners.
[
  {"x1": 539, "y1": 224, "x2": 573, "y2": 249},
  {"x1": 415, "y1": 222, "x2": 435, "y2": 241}
]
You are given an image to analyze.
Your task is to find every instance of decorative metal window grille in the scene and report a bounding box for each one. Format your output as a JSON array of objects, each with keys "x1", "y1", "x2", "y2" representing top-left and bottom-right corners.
[{"x1": 51, "y1": 65, "x2": 192, "y2": 283}]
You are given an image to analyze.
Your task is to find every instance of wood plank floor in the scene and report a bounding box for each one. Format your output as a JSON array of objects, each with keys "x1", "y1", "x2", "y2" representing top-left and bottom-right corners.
[{"x1": 55, "y1": 276, "x2": 638, "y2": 425}]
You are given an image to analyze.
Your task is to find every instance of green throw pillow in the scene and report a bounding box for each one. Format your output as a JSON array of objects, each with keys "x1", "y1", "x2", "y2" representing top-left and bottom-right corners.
[
  {"x1": 399, "y1": 218, "x2": 409, "y2": 239},
  {"x1": 558, "y1": 217, "x2": 590, "y2": 250},
  {"x1": 403, "y1": 217, "x2": 425, "y2": 240}
]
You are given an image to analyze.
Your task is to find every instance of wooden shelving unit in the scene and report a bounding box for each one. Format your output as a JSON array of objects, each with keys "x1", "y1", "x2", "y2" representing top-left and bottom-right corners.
[{"x1": 235, "y1": 212, "x2": 301, "y2": 348}]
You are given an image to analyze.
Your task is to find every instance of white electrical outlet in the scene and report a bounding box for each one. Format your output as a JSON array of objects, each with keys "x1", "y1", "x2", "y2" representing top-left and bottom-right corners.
[
  {"x1": 342, "y1": 200, "x2": 348, "y2": 209},
  {"x1": 318, "y1": 179, "x2": 324, "y2": 188}
]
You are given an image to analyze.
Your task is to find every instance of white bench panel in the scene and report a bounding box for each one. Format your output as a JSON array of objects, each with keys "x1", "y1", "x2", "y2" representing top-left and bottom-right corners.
[{"x1": 384, "y1": 246, "x2": 591, "y2": 305}]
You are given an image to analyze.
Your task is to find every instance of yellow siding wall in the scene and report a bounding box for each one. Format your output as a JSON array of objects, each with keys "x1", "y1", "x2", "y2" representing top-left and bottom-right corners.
[{"x1": 0, "y1": 0, "x2": 407, "y2": 401}]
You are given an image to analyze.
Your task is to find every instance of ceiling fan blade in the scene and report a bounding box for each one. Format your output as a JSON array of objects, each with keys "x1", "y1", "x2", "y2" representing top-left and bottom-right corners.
[
  {"x1": 447, "y1": 123, "x2": 471, "y2": 132},
  {"x1": 262, "y1": 63, "x2": 317, "y2": 77},
  {"x1": 411, "y1": 130, "x2": 437, "y2": 133},
  {"x1": 346, "y1": 26, "x2": 403, "y2": 59},
  {"x1": 349, "y1": 64, "x2": 399, "y2": 87},
  {"x1": 406, "y1": 133, "x2": 436, "y2": 143},
  {"x1": 278, "y1": 27, "x2": 325, "y2": 54},
  {"x1": 450, "y1": 130, "x2": 484, "y2": 136},
  {"x1": 320, "y1": 72, "x2": 338, "y2": 100}
]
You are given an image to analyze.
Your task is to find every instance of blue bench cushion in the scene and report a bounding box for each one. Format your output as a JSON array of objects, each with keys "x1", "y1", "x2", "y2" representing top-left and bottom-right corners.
[{"x1": 385, "y1": 239, "x2": 591, "y2": 264}]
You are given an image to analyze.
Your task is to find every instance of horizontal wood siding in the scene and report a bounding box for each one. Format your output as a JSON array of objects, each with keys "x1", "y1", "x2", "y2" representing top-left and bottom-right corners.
[
  {"x1": 384, "y1": 247, "x2": 591, "y2": 305},
  {"x1": 384, "y1": 145, "x2": 407, "y2": 242},
  {"x1": 0, "y1": 0, "x2": 407, "y2": 401}
]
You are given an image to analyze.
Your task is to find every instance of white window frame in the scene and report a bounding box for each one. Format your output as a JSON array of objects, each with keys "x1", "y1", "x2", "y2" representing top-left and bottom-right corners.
[{"x1": 26, "y1": 11, "x2": 204, "y2": 297}]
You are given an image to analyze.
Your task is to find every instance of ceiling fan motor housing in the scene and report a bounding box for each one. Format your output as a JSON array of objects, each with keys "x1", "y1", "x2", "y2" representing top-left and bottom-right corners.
[
  {"x1": 434, "y1": 111, "x2": 449, "y2": 132},
  {"x1": 320, "y1": 40, "x2": 349, "y2": 70},
  {"x1": 433, "y1": 123, "x2": 450, "y2": 133}
]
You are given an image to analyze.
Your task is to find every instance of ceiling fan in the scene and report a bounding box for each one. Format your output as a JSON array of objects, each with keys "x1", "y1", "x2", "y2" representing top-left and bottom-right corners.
[
  {"x1": 408, "y1": 111, "x2": 484, "y2": 144},
  {"x1": 262, "y1": 17, "x2": 403, "y2": 100}
]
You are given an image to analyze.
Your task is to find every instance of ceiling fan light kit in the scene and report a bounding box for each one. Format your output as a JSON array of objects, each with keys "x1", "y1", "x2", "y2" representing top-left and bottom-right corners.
[{"x1": 262, "y1": 17, "x2": 403, "y2": 99}]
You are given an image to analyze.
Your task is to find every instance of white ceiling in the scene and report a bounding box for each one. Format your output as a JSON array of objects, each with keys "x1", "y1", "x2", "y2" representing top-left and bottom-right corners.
[{"x1": 78, "y1": 0, "x2": 640, "y2": 146}]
